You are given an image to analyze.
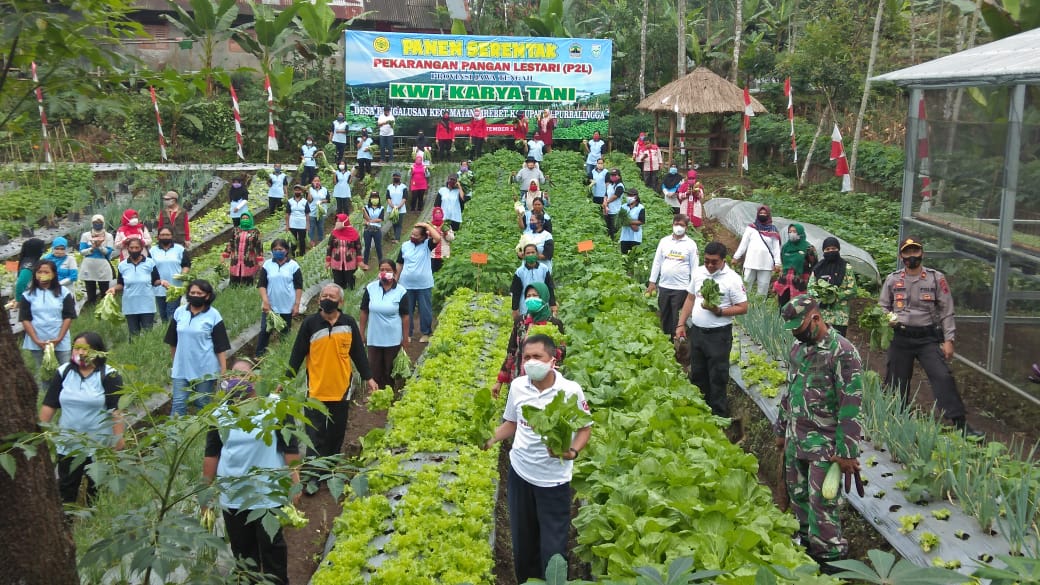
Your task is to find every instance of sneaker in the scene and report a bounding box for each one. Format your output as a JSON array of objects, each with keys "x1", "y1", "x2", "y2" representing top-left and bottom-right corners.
[
  {"x1": 419, "y1": 335, "x2": 430, "y2": 343},
  {"x1": 951, "y1": 417, "x2": 985, "y2": 440}
]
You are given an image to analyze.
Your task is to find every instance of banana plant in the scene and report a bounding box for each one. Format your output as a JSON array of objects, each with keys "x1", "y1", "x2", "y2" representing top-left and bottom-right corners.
[
  {"x1": 231, "y1": 1, "x2": 301, "y2": 75},
  {"x1": 525, "y1": 0, "x2": 573, "y2": 38},
  {"x1": 162, "y1": 0, "x2": 246, "y2": 97}
]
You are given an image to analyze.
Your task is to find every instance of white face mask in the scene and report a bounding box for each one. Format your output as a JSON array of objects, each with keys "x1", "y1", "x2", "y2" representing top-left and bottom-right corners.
[
  {"x1": 524, "y1": 359, "x2": 553, "y2": 382},
  {"x1": 128, "y1": 218, "x2": 139, "y2": 226},
  {"x1": 672, "y1": 225, "x2": 686, "y2": 237},
  {"x1": 626, "y1": 196, "x2": 636, "y2": 205},
  {"x1": 789, "y1": 233, "x2": 801, "y2": 242}
]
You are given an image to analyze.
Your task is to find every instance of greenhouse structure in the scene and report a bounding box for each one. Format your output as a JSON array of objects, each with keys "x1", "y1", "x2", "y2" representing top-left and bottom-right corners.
[{"x1": 873, "y1": 28, "x2": 1040, "y2": 399}]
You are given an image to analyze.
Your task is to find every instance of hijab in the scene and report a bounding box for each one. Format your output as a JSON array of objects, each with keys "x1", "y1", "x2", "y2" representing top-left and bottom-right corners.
[
  {"x1": 751, "y1": 205, "x2": 780, "y2": 239},
  {"x1": 332, "y1": 213, "x2": 359, "y2": 242},
  {"x1": 662, "y1": 167, "x2": 682, "y2": 189},
  {"x1": 238, "y1": 212, "x2": 255, "y2": 230},
  {"x1": 780, "y1": 223, "x2": 810, "y2": 272},
  {"x1": 524, "y1": 282, "x2": 552, "y2": 323},
  {"x1": 813, "y1": 236, "x2": 847, "y2": 286},
  {"x1": 91, "y1": 214, "x2": 107, "y2": 236},
  {"x1": 118, "y1": 209, "x2": 144, "y2": 237}
]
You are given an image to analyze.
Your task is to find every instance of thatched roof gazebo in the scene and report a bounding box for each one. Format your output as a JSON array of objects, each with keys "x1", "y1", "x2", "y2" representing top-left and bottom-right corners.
[{"x1": 637, "y1": 67, "x2": 767, "y2": 168}]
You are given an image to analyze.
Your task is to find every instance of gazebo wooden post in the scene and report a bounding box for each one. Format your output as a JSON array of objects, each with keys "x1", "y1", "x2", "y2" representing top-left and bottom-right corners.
[{"x1": 668, "y1": 115, "x2": 676, "y2": 168}]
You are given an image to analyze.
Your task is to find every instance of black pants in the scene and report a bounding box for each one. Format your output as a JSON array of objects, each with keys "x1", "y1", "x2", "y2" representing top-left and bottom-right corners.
[
  {"x1": 289, "y1": 228, "x2": 307, "y2": 257},
  {"x1": 368, "y1": 345, "x2": 402, "y2": 390},
  {"x1": 604, "y1": 213, "x2": 617, "y2": 240},
  {"x1": 620, "y1": 241, "x2": 639, "y2": 254},
  {"x1": 448, "y1": 220, "x2": 461, "y2": 233},
  {"x1": 507, "y1": 466, "x2": 571, "y2": 584},
  {"x1": 885, "y1": 332, "x2": 965, "y2": 418},
  {"x1": 438, "y1": 139, "x2": 452, "y2": 161},
  {"x1": 229, "y1": 275, "x2": 254, "y2": 287},
  {"x1": 58, "y1": 454, "x2": 96, "y2": 504},
  {"x1": 688, "y1": 324, "x2": 733, "y2": 417},
  {"x1": 305, "y1": 400, "x2": 350, "y2": 458},
  {"x1": 255, "y1": 311, "x2": 291, "y2": 357},
  {"x1": 471, "y1": 137, "x2": 485, "y2": 159},
  {"x1": 268, "y1": 197, "x2": 283, "y2": 215},
  {"x1": 332, "y1": 268, "x2": 356, "y2": 290},
  {"x1": 223, "y1": 508, "x2": 288, "y2": 585},
  {"x1": 431, "y1": 258, "x2": 444, "y2": 273},
  {"x1": 334, "y1": 141, "x2": 346, "y2": 163},
  {"x1": 335, "y1": 197, "x2": 352, "y2": 216},
  {"x1": 363, "y1": 228, "x2": 383, "y2": 264},
  {"x1": 126, "y1": 313, "x2": 155, "y2": 338},
  {"x1": 84, "y1": 280, "x2": 109, "y2": 305},
  {"x1": 657, "y1": 287, "x2": 687, "y2": 336},
  {"x1": 300, "y1": 165, "x2": 316, "y2": 187},
  {"x1": 410, "y1": 189, "x2": 426, "y2": 211},
  {"x1": 356, "y1": 158, "x2": 372, "y2": 180}
]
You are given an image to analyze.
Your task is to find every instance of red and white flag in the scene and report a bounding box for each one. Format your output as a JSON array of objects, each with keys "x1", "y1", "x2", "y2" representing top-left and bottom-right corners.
[
  {"x1": 784, "y1": 77, "x2": 797, "y2": 163},
  {"x1": 264, "y1": 75, "x2": 278, "y2": 151},
  {"x1": 31, "y1": 63, "x2": 53, "y2": 164},
  {"x1": 149, "y1": 86, "x2": 168, "y2": 161},
  {"x1": 230, "y1": 84, "x2": 244, "y2": 160},
  {"x1": 830, "y1": 124, "x2": 852, "y2": 192},
  {"x1": 916, "y1": 95, "x2": 932, "y2": 211},
  {"x1": 742, "y1": 86, "x2": 754, "y2": 171}
]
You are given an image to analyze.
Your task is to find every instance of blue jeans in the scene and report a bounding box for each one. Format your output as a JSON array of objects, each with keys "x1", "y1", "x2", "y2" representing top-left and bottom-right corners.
[
  {"x1": 171, "y1": 378, "x2": 216, "y2": 417},
  {"x1": 309, "y1": 216, "x2": 325, "y2": 244},
  {"x1": 31, "y1": 349, "x2": 71, "y2": 387},
  {"x1": 379, "y1": 135, "x2": 394, "y2": 162},
  {"x1": 405, "y1": 288, "x2": 433, "y2": 337},
  {"x1": 363, "y1": 228, "x2": 383, "y2": 264},
  {"x1": 156, "y1": 296, "x2": 180, "y2": 322},
  {"x1": 126, "y1": 313, "x2": 155, "y2": 338}
]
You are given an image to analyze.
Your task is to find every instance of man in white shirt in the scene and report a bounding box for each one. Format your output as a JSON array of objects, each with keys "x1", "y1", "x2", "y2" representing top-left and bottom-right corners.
[
  {"x1": 514, "y1": 157, "x2": 546, "y2": 191},
  {"x1": 376, "y1": 106, "x2": 395, "y2": 162},
  {"x1": 485, "y1": 334, "x2": 591, "y2": 583},
  {"x1": 646, "y1": 214, "x2": 699, "y2": 337},
  {"x1": 676, "y1": 241, "x2": 749, "y2": 418}
]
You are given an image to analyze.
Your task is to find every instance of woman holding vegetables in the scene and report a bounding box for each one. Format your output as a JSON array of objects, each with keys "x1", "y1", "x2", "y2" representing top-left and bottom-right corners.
[
  {"x1": 20, "y1": 259, "x2": 76, "y2": 383},
  {"x1": 165, "y1": 279, "x2": 230, "y2": 417},
  {"x1": 807, "y1": 237, "x2": 857, "y2": 336},
  {"x1": 773, "y1": 223, "x2": 818, "y2": 315},
  {"x1": 109, "y1": 237, "x2": 166, "y2": 338},
  {"x1": 494, "y1": 282, "x2": 564, "y2": 399},
  {"x1": 359, "y1": 259, "x2": 409, "y2": 391},
  {"x1": 222, "y1": 211, "x2": 263, "y2": 286},
  {"x1": 485, "y1": 333, "x2": 590, "y2": 583},
  {"x1": 256, "y1": 239, "x2": 303, "y2": 358},
  {"x1": 151, "y1": 227, "x2": 191, "y2": 323}
]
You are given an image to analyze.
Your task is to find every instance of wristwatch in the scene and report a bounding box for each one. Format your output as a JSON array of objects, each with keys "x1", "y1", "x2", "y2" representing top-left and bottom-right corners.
[{"x1": 568, "y1": 447, "x2": 579, "y2": 458}]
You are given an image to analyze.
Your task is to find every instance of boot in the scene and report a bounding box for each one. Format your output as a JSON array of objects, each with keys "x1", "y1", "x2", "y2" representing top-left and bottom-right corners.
[{"x1": 951, "y1": 416, "x2": 984, "y2": 440}]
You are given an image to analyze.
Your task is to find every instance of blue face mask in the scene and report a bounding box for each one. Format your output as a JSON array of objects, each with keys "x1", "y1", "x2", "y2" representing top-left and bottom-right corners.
[
  {"x1": 669, "y1": 167, "x2": 678, "y2": 174},
  {"x1": 272, "y1": 250, "x2": 287, "y2": 261},
  {"x1": 529, "y1": 223, "x2": 538, "y2": 231}
]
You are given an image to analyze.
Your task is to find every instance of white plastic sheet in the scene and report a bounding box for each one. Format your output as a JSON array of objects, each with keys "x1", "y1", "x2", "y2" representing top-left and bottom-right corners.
[{"x1": 705, "y1": 197, "x2": 881, "y2": 283}]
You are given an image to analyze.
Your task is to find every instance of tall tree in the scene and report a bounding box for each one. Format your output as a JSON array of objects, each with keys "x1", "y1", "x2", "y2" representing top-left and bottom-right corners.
[
  {"x1": 639, "y1": 0, "x2": 649, "y2": 99},
  {"x1": 731, "y1": 0, "x2": 743, "y2": 82},
  {"x1": 162, "y1": 0, "x2": 244, "y2": 97},
  {"x1": 849, "y1": 0, "x2": 886, "y2": 184}
]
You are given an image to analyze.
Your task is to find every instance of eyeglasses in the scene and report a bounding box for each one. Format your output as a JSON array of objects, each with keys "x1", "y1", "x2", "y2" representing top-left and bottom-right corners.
[{"x1": 163, "y1": 198, "x2": 176, "y2": 201}]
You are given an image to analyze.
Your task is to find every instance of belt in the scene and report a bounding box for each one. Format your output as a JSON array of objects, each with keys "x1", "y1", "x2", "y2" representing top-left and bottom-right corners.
[
  {"x1": 895, "y1": 324, "x2": 938, "y2": 338},
  {"x1": 689, "y1": 323, "x2": 732, "y2": 335}
]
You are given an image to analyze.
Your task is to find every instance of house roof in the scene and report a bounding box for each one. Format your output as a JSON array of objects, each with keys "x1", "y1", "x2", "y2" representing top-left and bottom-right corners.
[
  {"x1": 636, "y1": 67, "x2": 767, "y2": 115},
  {"x1": 360, "y1": 0, "x2": 441, "y2": 30},
  {"x1": 872, "y1": 27, "x2": 1040, "y2": 88}
]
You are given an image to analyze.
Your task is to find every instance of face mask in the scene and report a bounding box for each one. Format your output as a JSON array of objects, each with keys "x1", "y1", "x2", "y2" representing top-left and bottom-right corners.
[
  {"x1": 337, "y1": 116, "x2": 344, "y2": 122},
  {"x1": 525, "y1": 297, "x2": 546, "y2": 313},
  {"x1": 223, "y1": 377, "x2": 255, "y2": 397},
  {"x1": 165, "y1": 199, "x2": 176, "y2": 207},
  {"x1": 36, "y1": 273, "x2": 53, "y2": 284},
  {"x1": 902, "y1": 256, "x2": 922, "y2": 269},
  {"x1": 339, "y1": 165, "x2": 346, "y2": 171},
  {"x1": 626, "y1": 197, "x2": 636, "y2": 205},
  {"x1": 525, "y1": 254, "x2": 539, "y2": 265},
  {"x1": 306, "y1": 140, "x2": 313, "y2": 145},
  {"x1": 92, "y1": 222, "x2": 104, "y2": 230},
  {"x1": 524, "y1": 359, "x2": 553, "y2": 382},
  {"x1": 52, "y1": 249, "x2": 66, "y2": 257},
  {"x1": 672, "y1": 225, "x2": 686, "y2": 237},
  {"x1": 442, "y1": 115, "x2": 449, "y2": 120},
  {"x1": 757, "y1": 215, "x2": 768, "y2": 222},
  {"x1": 824, "y1": 251, "x2": 840, "y2": 261},
  {"x1": 393, "y1": 178, "x2": 400, "y2": 183},
  {"x1": 71, "y1": 353, "x2": 83, "y2": 367},
  {"x1": 159, "y1": 238, "x2": 173, "y2": 246},
  {"x1": 319, "y1": 298, "x2": 339, "y2": 314},
  {"x1": 529, "y1": 223, "x2": 538, "y2": 232},
  {"x1": 788, "y1": 233, "x2": 800, "y2": 242},
  {"x1": 128, "y1": 218, "x2": 139, "y2": 226},
  {"x1": 187, "y1": 295, "x2": 207, "y2": 308},
  {"x1": 272, "y1": 250, "x2": 287, "y2": 261},
  {"x1": 129, "y1": 251, "x2": 143, "y2": 260},
  {"x1": 379, "y1": 271, "x2": 394, "y2": 282},
  {"x1": 273, "y1": 168, "x2": 282, "y2": 174},
  {"x1": 448, "y1": 181, "x2": 457, "y2": 188},
  {"x1": 669, "y1": 167, "x2": 678, "y2": 174},
  {"x1": 232, "y1": 182, "x2": 242, "y2": 188},
  {"x1": 794, "y1": 319, "x2": 818, "y2": 345},
  {"x1": 370, "y1": 199, "x2": 380, "y2": 206}
]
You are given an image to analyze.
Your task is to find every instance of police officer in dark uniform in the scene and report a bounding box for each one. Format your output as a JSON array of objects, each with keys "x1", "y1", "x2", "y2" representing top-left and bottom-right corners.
[{"x1": 879, "y1": 236, "x2": 979, "y2": 436}]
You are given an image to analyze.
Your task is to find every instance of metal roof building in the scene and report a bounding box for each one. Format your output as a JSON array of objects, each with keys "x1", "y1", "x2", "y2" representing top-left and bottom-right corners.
[{"x1": 872, "y1": 28, "x2": 1040, "y2": 400}]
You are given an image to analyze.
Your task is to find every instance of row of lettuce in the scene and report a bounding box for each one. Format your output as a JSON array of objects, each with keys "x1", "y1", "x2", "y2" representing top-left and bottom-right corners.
[{"x1": 312, "y1": 149, "x2": 821, "y2": 584}]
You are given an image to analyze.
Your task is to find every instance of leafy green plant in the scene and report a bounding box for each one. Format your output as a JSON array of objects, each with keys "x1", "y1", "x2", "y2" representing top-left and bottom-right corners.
[
  {"x1": 522, "y1": 392, "x2": 593, "y2": 459},
  {"x1": 857, "y1": 302, "x2": 897, "y2": 351},
  {"x1": 828, "y1": 549, "x2": 967, "y2": 585}
]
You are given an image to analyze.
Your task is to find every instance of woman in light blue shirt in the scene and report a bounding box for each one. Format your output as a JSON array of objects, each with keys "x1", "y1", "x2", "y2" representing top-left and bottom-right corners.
[
  {"x1": 164, "y1": 279, "x2": 230, "y2": 416},
  {"x1": 151, "y1": 227, "x2": 191, "y2": 323},
  {"x1": 255, "y1": 239, "x2": 303, "y2": 357},
  {"x1": 20, "y1": 259, "x2": 76, "y2": 379},
  {"x1": 396, "y1": 223, "x2": 441, "y2": 343},
  {"x1": 110, "y1": 237, "x2": 165, "y2": 338},
  {"x1": 360, "y1": 259, "x2": 410, "y2": 390},
  {"x1": 300, "y1": 136, "x2": 318, "y2": 186}
]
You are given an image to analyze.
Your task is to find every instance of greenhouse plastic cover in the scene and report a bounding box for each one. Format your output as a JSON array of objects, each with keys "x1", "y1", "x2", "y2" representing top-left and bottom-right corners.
[{"x1": 705, "y1": 198, "x2": 881, "y2": 283}]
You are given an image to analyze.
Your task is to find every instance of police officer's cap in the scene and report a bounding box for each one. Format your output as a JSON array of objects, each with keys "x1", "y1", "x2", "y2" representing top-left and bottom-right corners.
[{"x1": 899, "y1": 236, "x2": 924, "y2": 252}]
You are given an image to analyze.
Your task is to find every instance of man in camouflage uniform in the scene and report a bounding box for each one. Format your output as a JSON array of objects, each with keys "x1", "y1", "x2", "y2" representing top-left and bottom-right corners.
[
  {"x1": 775, "y1": 295, "x2": 863, "y2": 571},
  {"x1": 879, "y1": 235, "x2": 978, "y2": 435}
]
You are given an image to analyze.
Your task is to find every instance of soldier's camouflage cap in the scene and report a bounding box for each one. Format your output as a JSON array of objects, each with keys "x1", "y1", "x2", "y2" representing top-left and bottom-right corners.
[{"x1": 781, "y1": 294, "x2": 818, "y2": 330}]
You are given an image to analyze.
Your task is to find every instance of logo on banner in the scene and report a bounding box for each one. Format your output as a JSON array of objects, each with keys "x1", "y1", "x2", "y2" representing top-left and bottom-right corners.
[
  {"x1": 569, "y1": 43, "x2": 582, "y2": 58},
  {"x1": 591, "y1": 44, "x2": 602, "y2": 58},
  {"x1": 373, "y1": 36, "x2": 390, "y2": 53}
]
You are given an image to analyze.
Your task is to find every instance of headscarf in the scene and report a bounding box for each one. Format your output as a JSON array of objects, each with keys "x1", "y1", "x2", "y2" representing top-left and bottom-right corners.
[
  {"x1": 751, "y1": 205, "x2": 780, "y2": 240},
  {"x1": 440, "y1": 110, "x2": 451, "y2": 131},
  {"x1": 238, "y1": 212, "x2": 255, "y2": 230},
  {"x1": 91, "y1": 214, "x2": 106, "y2": 235},
  {"x1": 524, "y1": 282, "x2": 552, "y2": 322},
  {"x1": 780, "y1": 223, "x2": 810, "y2": 272},
  {"x1": 118, "y1": 209, "x2": 144, "y2": 237},
  {"x1": 332, "y1": 213, "x2": 359, "y2": 242},
  {"x1": 662, "y1": 167, "x2": 682, "y2": 189},
  {"x1": 813, "y1": 236, "x2": 847, "y2": 286}
]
